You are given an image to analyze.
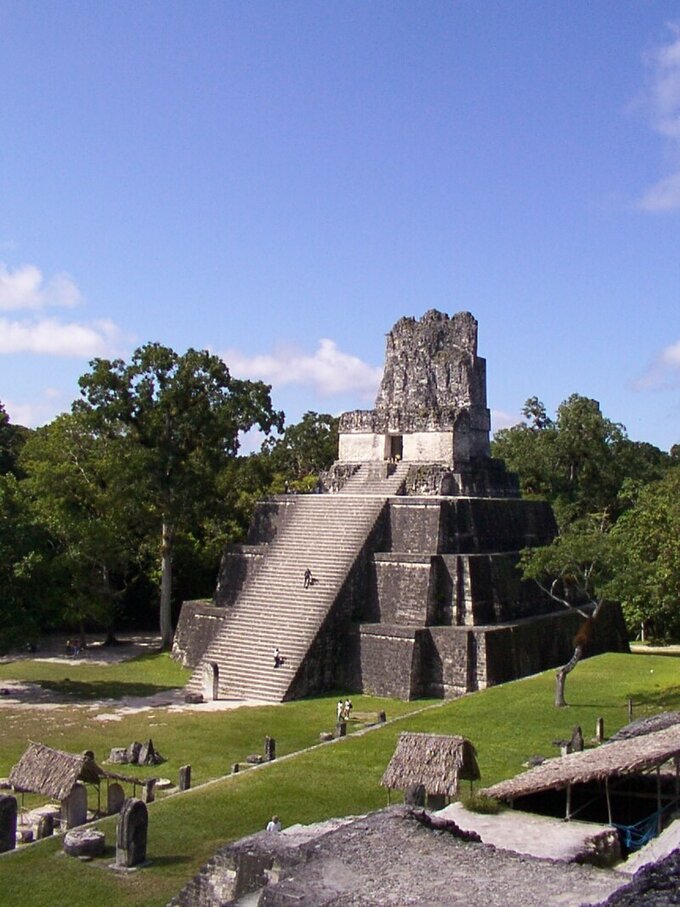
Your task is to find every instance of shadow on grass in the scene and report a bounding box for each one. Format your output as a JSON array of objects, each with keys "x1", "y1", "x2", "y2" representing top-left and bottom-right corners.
[
  {"x1": 38, "y1": 680, "x2": 180, "y2": 700},
  {"x1": 627, "y1": 684, "x2": 680, "y2": 710}
]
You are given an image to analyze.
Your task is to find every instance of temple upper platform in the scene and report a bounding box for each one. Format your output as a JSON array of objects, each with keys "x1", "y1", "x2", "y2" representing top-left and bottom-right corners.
[{"x1": 338, "y1": 310, "x2": 491, "y2": 466}]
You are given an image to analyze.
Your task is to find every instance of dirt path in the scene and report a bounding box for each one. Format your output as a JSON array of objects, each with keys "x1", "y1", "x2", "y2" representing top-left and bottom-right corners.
[{"x1": 0, "y1": 633, "x2": 268, "y2": 715}]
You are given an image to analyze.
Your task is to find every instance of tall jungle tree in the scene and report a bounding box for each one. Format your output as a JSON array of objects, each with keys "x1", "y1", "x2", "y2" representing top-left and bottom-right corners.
[{"x1": 75, "y1": 343, "x2": 283, "y2": 649}]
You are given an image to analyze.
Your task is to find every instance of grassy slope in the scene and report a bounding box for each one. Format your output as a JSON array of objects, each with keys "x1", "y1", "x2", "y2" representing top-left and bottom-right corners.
[{"x1": 1, "y1": 651, "x2": 679, "y2": 906}]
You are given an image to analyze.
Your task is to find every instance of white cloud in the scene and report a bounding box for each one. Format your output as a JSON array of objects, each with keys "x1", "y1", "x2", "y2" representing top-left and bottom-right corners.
[
  {"x1": 223, "y1": 339, "x2": 382, "y2": 399},
  {"x1": 4, "y1": 390, "x2": 69, "y2": 428},
  {"x1": 634, "y1": 339, "x2": 680, "y2": 390},
  {"x1": 0, "y1": 262, "x2": 81, "y2": 311},
  {"x1": 638, "y1": 23, "x2": 680, "y2": 211},
  {"x1": 0, "y1": 317, "x2": 124, "y2": 357},
  {"x1": 639, "y1": 171, "x2": 680, "y2": 211}
]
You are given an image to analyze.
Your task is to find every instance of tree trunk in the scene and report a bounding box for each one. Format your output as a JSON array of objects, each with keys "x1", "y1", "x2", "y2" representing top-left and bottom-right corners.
[
  {"x1": 555, "y1": 644, "x2": 584, "y2": 707},
  {"x1": 159, "y1": 520, "x2": 174, "y2": 651}
]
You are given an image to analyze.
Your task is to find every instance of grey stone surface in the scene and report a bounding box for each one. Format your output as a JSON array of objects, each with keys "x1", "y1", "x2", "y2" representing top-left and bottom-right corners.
[
  {"x1": 63, "y1": 827, "x2": 105, "y2": 858},
  {"x1": 174, "y1": 311, "x2": 629, "y2": 705},
  {"x1": 0, "y1": 794, "x2": 17, "y2": 853},
  {"x1": 169, "y1": 806, "x2": 626, "y2": 907},
  {"x1": 178, "y1": 764, "x2": 192, "y2": 791},
  {"x1": 35, "y1": 814, "x2": 54, "y2": 839},
  {"x1": 116, "y1": 798, "x2": 148, "y2": 868},
  {"x1": 107, "y1": 782, "x2": 125, "y2": 814},
  {"x1": 61, "y1": 781, "x2": 87, "y2": 829},
  {"x1": 340, "y1": 310, "x2": 490, "y2": 445}
]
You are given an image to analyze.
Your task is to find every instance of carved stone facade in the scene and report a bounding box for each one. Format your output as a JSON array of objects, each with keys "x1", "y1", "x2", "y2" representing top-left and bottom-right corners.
[
  {"x1": 338, "y1": 310, "x2": 490, "y2": 466},
  {"x1": 174, "y1": 310, "x2": 629, "y2": 702}
]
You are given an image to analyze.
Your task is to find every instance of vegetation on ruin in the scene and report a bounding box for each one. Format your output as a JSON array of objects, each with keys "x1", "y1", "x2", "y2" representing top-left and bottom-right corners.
[{"x1": 1, "y1": 650, "x2": 679, "y2": 906}]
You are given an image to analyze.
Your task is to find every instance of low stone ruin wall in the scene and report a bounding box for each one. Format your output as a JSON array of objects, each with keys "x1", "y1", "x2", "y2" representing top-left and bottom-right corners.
[
  {"x1": 172, "y1": 601, "x2": 227, "y2": 669},
  {"x1": 353, "y1": 604, "x2": 629, "y2": 700}
]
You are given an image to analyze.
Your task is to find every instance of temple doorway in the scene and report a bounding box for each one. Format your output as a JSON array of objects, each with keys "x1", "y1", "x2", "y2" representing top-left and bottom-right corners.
[{"x1": 389, "y1": 435, "x2": 403, "y2": 461}]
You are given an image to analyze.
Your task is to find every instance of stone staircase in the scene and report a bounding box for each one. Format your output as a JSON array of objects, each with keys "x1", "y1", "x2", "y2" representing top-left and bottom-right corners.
[{"x1": 186, "y1": 463, "x2": 408, "y2": 702}]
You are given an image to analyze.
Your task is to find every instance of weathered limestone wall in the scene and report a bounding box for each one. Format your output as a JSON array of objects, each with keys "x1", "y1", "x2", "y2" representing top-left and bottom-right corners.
[
  {"x1": 215, "y1": 545, "x2": 266, "y2": 606},
  {"x1": 338, "y1": 310, "x2": 492, "y2": 466},
  {"x1": 384, "y1": 498, "x2": 557, "y2": 555},
  {"x1": 372, "y1": 555, "x2": 437, "y2": 625},
  {"x1": 337, "y1": 433, "x2": 387, "y2": 462},
  {"x1": 172, "y1": 601, "x2": 227, "y2": 668},
  {"x1": 351, "y1": 625, "x2": 425, "y2": 700}
]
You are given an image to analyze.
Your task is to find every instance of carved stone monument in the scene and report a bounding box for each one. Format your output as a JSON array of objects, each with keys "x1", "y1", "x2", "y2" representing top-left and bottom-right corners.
[
  {"x1": 116, "y1": 798, "x2": 148, "y2": 868},
  {"x1": 61, "y1": 781, "x2": 87, "y2": 829},
  {"x1": 107, "y1": 782, "x2": 125, "y2": 815},
  {"x1": 178, "y1": 765, "x2": 192, "y2": 791},
  {"x1": 0, "y1": 794, "x2": 17, "y2": 853}
]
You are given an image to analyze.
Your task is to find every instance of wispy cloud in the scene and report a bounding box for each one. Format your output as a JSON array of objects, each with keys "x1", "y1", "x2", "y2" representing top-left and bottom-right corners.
[
  {"x1": 0, "y1": 317, "x2": 125, "y2": 357},
  {"x1": 0, "y1": 260, "x2": 127, "y2": 359},
  {"x1": 638, "y1": 23, "x2": 680, "y2": 211},
  {"x1": 0, "y1": 263, "x2": 81, "y2": 310},
  {"x1": 222, "y1": 339, "x2": 382, "y2": 399},
  {"x1": 634, "y1": 339, "x2": 680, "y2": 390},
  {"x1": 4, "y1": 389, "x2": 69, "y2": 428}
]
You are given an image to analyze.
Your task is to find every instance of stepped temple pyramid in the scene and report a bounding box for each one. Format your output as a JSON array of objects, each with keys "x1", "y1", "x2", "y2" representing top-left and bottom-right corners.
[{"x1": 175, "y1": 310, "x2": 627, "y2": 702}]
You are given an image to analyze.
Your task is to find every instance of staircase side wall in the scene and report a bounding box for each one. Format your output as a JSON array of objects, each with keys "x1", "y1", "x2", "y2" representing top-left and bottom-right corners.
[
  {"x1": 284, "y1": 507, "x2": 391, "y2": 700},
  {"x1": 172, "y1": 601, "x2": 228, "y2": 669},
  {"x1": 214, "y1": 546, "x2": 267, "y2": 606}
]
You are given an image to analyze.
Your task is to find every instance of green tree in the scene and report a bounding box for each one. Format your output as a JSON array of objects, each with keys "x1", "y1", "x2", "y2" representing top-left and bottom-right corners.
[
  {"x1": 492, "y1": 394, "x2": 670, "y2": 528},
  {"x1": 75, "y1": 343, "x2": 283, "y2": 648},
  {"x1": 520, "y1": 513, "x2": 617, "y2": 706},
  {"x1": 20, "y1": 412, "x2": 148, "y2": 642},
  {"x1": 608, "y1": 466, "x2": 680, "y2": 640},
  {"x1": 494, "y1": 394, "x2": 671, "y2": 703},
  {"x1": 0, "y1": 473, "x2": 57, "y2": 649},
  {"x1": 264, "y1": 411, "x2": 338, "y2": 490}
]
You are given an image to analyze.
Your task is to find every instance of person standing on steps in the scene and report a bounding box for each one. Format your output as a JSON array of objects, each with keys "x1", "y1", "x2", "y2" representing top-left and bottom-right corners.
[
  {"x1": 273, "y1": 647, "x2": 283, "y2": 668},
  {"x1": 303, "y1": 567, "x2": 312, "y2": 588}
]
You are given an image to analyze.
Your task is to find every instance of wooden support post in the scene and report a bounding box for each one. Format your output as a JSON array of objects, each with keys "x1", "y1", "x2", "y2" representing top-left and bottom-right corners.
[
  {"x1": 657, "y1": 767, "x2": 662, "y2": 835},
  {"x1": 565, "y1": 784, "x2": 572, "y2": 821},
  {"x1": 628, "y1": 697, "x2": 633, "y2": 722},
  {"x1": 605, "y1": 777, "x2": 612, "y2": 825}
]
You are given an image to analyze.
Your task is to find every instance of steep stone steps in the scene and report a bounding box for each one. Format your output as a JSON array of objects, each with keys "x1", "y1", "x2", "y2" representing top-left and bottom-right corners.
[{"x1": 186, "y1": 466, "x2": 408, "y2": 702}]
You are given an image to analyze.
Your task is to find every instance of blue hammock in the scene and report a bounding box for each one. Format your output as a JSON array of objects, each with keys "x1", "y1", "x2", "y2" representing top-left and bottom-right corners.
[{"x1": 614, "y1": 801, "x2": 676, "y2": 851}]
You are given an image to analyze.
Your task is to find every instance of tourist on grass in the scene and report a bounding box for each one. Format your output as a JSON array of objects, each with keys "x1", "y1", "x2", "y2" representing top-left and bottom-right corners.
[{"x1": 266, "y1": 815, "x2": 282, "y2": 832}]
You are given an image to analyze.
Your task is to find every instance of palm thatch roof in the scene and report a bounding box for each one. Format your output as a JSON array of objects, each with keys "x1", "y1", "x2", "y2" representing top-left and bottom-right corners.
[
  {"x1": 8, "y1": 742, "x2": 105, "y2": 801},
  {"x1": 381, "y1": 732, "x2": 480, "y2": 798},
  {"x1": 482, "y1": 725, "x2": 680, "y2": 803}
]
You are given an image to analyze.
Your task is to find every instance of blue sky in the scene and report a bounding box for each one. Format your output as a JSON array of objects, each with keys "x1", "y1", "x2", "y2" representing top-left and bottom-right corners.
[{"x1": 1, "y1": 1, "x2": 679, "y2": 451}]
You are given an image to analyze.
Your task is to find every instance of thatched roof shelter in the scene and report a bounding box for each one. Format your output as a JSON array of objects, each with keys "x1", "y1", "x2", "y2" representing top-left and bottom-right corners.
[
  {"x1": 381, "y1": 732, "x2": 480, "y2": 798},
  {"x1": 8, "y1": 742, "x2": 106, "y2": 801},
  {"x1": 482, "y1": 725, "x2": 680, "y2": 803}
]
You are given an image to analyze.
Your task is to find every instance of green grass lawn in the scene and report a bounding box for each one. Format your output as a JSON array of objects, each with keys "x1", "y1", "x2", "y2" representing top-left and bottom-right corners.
[{"x1": 1, "y1": 651, "x2": 679, "y2": 907}]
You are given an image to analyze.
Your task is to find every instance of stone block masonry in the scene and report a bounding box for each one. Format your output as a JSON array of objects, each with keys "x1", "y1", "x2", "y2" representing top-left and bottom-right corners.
[{"x1": 174, "y1": 310, "x2": 628, "y2": 702}]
